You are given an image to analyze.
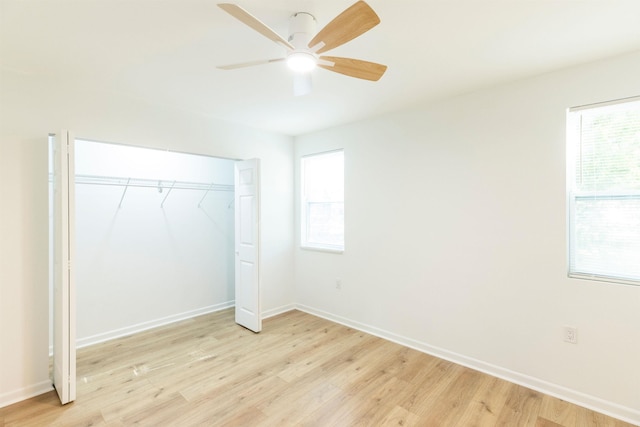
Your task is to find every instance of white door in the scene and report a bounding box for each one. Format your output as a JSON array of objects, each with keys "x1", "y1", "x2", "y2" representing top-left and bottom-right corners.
[
  {"x1": 234, "y1": 159, "x2": 261, "y2": 332},
  {"x1": 51, "y1": 131, "x2": 76, "y2": 404}
]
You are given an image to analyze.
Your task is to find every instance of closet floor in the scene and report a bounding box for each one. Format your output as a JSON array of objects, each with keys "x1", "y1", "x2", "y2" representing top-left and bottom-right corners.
[{"x1": 1, "y1": 309, "x2": 633, "y2": 426}]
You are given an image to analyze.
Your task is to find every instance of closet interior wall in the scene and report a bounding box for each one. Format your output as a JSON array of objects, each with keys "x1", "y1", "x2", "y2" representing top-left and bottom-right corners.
[{"x1": 60, "y1": 140, "x2": 236, "y2": 348}]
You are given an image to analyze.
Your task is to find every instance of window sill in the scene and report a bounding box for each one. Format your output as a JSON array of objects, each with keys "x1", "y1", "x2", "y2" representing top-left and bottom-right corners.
[
  {"x1": 568, "y1": 272, "x2": 640, "y2": 287},
  {"x1": 300, "y1": 246, "x2": 344, "y2": 254}
]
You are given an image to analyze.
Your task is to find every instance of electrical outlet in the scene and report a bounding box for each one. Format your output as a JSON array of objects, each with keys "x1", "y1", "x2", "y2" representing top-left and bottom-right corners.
[
  {"x1": 336, "y1": 278, "x2": 342, "y2": 290},
  {"x1": 563, "y1": 326, "x2": 578, "y2": 344}
]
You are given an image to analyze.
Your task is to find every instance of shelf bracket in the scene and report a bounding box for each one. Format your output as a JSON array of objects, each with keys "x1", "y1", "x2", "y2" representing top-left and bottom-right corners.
[
  {"x1": 118, "y1": 178, "x2": 131, "y2": 208},
  {"x1": 197, "y1": 183, "x2": 216, "y2": 208},
  {"x1": 160, "y1": 181, "x2": 176, "y2": 208}
]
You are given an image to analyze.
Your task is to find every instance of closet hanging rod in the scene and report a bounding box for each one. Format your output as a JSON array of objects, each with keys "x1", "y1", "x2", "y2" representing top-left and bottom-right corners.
[{"x1": 74, "y1": 174, "x2": 233, "y2": 192}]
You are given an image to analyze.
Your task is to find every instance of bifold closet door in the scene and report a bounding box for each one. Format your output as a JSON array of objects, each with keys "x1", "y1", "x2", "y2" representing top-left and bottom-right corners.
[
  {"x1": 234, "y1": 159, "x2": 261, "y2": 332},
  {"x1": 51, "y1": 131, "x2": 77, "y2": 404}
]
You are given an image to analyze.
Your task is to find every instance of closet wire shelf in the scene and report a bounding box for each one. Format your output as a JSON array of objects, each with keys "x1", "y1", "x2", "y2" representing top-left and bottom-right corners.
[{"x1": 72, "y1": 174, "x2": 234, "y2": 208}]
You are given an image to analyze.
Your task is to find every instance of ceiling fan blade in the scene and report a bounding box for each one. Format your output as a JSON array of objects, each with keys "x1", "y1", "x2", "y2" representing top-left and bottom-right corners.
[
  {"x1": 318, "y1": 56, "x2": 387, "y2": 81},
  {"x1": 218, "y1": 3, "x2": 294, "y2": 50},
  {"x1": 293, "y1": 73, "x2": 312, "y2": 96},
  {"x1": 308, "y1": 1, "x2": 380, "y2": 54},
  {"x1": 217, "y1": 58, "x2": 285, "y2": 70}
]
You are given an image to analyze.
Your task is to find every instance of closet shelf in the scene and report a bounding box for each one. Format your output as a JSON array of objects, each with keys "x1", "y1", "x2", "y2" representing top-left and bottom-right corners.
[
  {"x1": 74, "y1": 174, "x2": 233, "y2": 192},
  {"x1": 73, "y1": 174, "x2": 234, "y2": 208}
]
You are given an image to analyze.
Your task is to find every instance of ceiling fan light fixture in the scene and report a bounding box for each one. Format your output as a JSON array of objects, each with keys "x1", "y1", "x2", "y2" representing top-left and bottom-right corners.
[
  {"x1": 217, "y1": 1, "x2": 387, "y2": 87},
  {"x1": 286, "y1": 51, "x2": 317, "y2": 73}
]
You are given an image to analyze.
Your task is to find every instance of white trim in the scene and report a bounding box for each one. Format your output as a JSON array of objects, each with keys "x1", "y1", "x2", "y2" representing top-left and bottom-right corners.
[
  {"x1": 566, "y1": 100, "x2": 640, "y2": 287},
  {"x1": 295, "y1": 304, "x2": 640, "y2": 426},
  {"x1": 568, "y1": 272, "x2": 640, "y2": 287},
  {"x1": 300, "y1": 148, "x2": 344, "y2": 160},
  {"x1": 300, "y1": 150, "x2": 345, "y2": 252},
  {"x1": 300, "y1": 246, "x2": 344, "y2": 254},
  {"x1": 53, "y1": 301, "x2": 289, "y2": 354},
  {"x1": 76, "y1": 301, "x2": 234, "y2": 349},
  {"x1": 569, "y1": 94, "x2": 640, "y2": 112},
  {"x1": 0, "y1": 380, "x2": 53, "y2": 409},
  {"x1": 262, "y1": 304, "x2": 296, "y2": 319}
]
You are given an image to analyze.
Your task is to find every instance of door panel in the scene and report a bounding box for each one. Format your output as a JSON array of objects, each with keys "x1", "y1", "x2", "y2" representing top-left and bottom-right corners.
[
  {"x1": 234, "y1": 159, "x2": 261, "y2": 332},
  {"x1": 51, "y1": 131, "x2": 76, "y2": 404}
]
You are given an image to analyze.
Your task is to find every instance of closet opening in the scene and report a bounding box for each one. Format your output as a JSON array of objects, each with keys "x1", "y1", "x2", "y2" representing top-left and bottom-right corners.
[{"x1": 49, "y1": 138, "x2": 239, "y2": 375}]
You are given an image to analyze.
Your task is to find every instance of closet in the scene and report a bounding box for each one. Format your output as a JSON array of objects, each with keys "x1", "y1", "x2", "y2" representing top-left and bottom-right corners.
[{"x1": 71, "y1": 139, "x2": 236, "y2": 347}]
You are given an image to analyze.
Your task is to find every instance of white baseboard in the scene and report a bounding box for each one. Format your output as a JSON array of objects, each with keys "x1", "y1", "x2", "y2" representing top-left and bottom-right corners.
[
  {"x1": 295, "y1": 304, "x2": 640, "y2": 426},
  {"x1": 76, "y1": 301, "x2": 235, "y2": 349},
  {"x1": 262, "y1": 303, "x2": 295, "y2": 319},
  {"x1": 48, "y1": 301, "x2": 295, "y2": 353},
  {"x1": 0, "y1": 380, "x2": 53, "y2": 409},
  {"x1": 75, "y1": 302, "x2": 297, "y2": 349}
]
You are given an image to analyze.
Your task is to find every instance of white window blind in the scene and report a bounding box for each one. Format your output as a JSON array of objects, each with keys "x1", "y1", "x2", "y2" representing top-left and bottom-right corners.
[
  {"x1": 301, "y1": 150, "x2": 344, "y2": 252},
  {"x1": 567, "y1": 96, "x2": 640, "y2": 285}
]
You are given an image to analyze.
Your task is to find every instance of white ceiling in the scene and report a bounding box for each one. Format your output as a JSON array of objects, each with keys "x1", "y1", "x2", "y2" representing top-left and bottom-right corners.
[{"x1": 2, "y1": 0, "x2": 640, "y2": 136}]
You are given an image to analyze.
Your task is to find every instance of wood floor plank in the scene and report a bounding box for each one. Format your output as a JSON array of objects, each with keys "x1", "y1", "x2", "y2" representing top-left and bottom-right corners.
[
  {"x1": 215, "y1": 406, "x2": 268, "y2": 426},
  {"x1": 1, "y1": 309, "x2": 634, "y2": 426},
  {"x1": 298, "y1": 389, "x2": 374, "y2": 426},
  {"x1": 538, "y1": 394, "x2": 578, "y2": 426},
  {"x1": 454, "y1": 374, "x2": 513, "y2": 426},
  {"x1": 536, "y1": 417, "x2": 566, "y2": 427},
  {"x1": 418, "y1": 367, "x2": 486, "y2": 426},
  {"x1": 276, "y1": 323, "x2": 361, "y2": 383},
  {"x1": 256, "y1": 377, "x2": 343, "y2": 425},
  {"x1": 99, "y1": 380, "x2": 168, "y2": 422},
  {"x1": 494, "y1": 384, "x2": 544, "y2": 426},
  {"x1": 377, "y1": 405, "x2": 421, "y2": 427},
  {"x1": 48, "y1": 406, "x2": 106, "y2": 427},
  {"x1": 396, "y1": 359, "x2": 465, "y2": 416},
  {"x1": 119, "y1": 392, "x2": 189, "y2": 425},
  {"x1": 176, "y1": 376, "x2": 289, "y2": 425},
  {"x1": 347, "y1": 373, "x2": 411, "y2": 410},
  {"x1": 2, "y1": 393, "x2": 73, "y2": 427},
  {"x1": 575, "y1": 406, "x2": 637, "y2": 427}
]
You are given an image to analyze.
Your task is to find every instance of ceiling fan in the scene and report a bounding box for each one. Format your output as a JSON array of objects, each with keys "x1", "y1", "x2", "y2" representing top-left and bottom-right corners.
[{"x1": 217, "y1": 1, "x2": 387, "y2": 95}]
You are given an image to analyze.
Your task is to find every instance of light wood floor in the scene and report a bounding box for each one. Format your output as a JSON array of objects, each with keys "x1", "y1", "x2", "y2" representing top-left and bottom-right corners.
[{"x1": 0, "y1": 309, "x2": 634, "y2": 427}]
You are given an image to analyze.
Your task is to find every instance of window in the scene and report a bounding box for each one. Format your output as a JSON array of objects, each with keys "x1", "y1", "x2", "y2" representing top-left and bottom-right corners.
[
  {"x1": 567, "y1": 96, "x2": 640, "y2": 285},
  {"x1": 301, "y1": 150, "x2": 344, "y2": 252}
]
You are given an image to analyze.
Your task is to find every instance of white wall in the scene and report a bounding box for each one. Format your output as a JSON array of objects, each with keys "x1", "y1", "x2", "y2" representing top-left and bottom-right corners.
[
  {"x1": 73, "y1": 142, "x2": 236, "y2": 346},
  {"x1": 0, "y1": 71, "x2": 295, "y2": 406},
  {"x1": 294, "y1": 51, "x2": 640, "y2": 423}
]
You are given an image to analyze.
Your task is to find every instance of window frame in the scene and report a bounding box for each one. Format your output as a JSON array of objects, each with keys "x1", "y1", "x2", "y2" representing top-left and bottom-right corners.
[
  {"x1": 566, "y1": 95, "x2": 640, "y2": 286},
  {"x1": 300, "y1": 149, "x2": 344, "y2": 253}
]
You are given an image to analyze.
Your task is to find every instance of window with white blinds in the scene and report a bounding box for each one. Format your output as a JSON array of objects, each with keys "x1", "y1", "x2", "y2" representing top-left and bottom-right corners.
[
  {"x1": 301, "y1": 150, "x2": 344, "y2": 252},
  {"x1": 567, "y1": 96, "x2": 640, "y2": 285}
]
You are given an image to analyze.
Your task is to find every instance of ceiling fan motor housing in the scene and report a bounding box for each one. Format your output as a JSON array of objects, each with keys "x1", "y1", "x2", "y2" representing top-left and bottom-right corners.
[
  {"x1": 287, "y1": 12, "x2": 318, "y2": 72},
  {"x1": 288, "y1": 12, "x2": 316, "y2": 49}
]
